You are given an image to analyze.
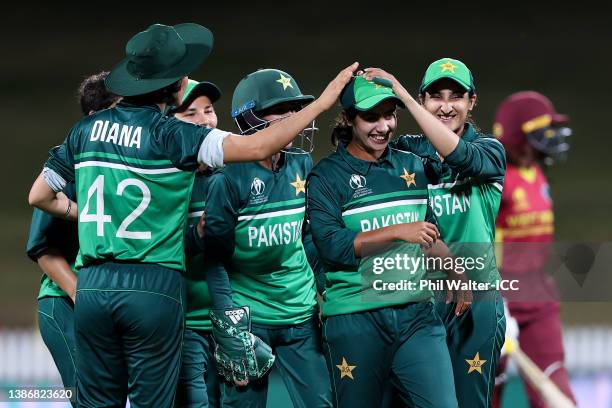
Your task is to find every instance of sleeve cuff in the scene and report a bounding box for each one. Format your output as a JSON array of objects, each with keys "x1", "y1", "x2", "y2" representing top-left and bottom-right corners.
[
  {"x1": 197, "y1": 129, "x2": 231, "y2": 169},
  {"x1": 42, "y1": 167, "x2": 67, "y2": 193}
]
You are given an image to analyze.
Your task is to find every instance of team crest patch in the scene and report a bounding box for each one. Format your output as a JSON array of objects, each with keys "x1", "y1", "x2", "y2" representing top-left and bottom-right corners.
[
  {"x1": 466, "y1": 352, "x2": 487, "y2": 374},
  {"x1": 290, "y1": 174, "x2": 306, "y2": 195},
  {"x1": 512, "y1": 187, "x2": 530, "y2": 211},
  {"x1": 276, "y1": 74, "x2": 293, "y2": 90},
  {"x1": 400, "y1": 168, "x2": 416, "y2": 188},
  {"x1": 336, "y1": 357, "x2": 356, "y2": 380}
]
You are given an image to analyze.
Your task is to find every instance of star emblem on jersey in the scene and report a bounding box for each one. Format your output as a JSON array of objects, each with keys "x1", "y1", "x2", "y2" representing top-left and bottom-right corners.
[
  {"x1": 336, "y1": 357, "x2": 356, "y2": 380},
  {"x1": 439, "y1": 61, "x2": 457, "y2": 73},
  {"x1": 290, "y1": 174, "x2": 306, "y2": 195},
  {"x1": 276, "y1": 74, "x2": 293, "y2": 91},
  {"x1": 400, "y1": 168, "x2": 416, "y2": 188},
  {"x1": 466, "y1": 352, "x2": 487, "y2": 374}
]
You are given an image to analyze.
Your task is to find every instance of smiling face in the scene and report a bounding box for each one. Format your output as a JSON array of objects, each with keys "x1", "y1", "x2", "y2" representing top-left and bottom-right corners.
[
  {"x1": 420, "y1": 78, "x2": 477, "y2": 137},
  {"x1": 174, "y1": 95, "x2": 218, "y2": 128},
  {"x1": 347, "y1": 99, "x2": 397, "y2": 160}
]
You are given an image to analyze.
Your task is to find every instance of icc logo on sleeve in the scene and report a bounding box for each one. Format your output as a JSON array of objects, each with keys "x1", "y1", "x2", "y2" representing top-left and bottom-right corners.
[
  {"x1": 349, "y1": 174, "x2": 367, "y2": 189},
  {"x1": 251, "y1": 177, "x2": 266, "y2": 196}
]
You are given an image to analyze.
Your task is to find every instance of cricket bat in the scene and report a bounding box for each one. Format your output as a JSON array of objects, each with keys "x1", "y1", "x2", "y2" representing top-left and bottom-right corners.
[{"x1": 504, "y1": 338, "x2": 576, "y2": 408}]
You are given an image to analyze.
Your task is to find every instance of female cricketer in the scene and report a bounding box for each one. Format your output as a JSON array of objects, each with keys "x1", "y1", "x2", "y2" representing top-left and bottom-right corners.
[
  {"x1": 306, "y1": 74, "x2": 466, "y2": 408},
  {"x1": 366, "y1": 58, "x2": 507, "y2": 408},
  {"x1": 171, "y1": 78, "x2": 224, "y2": 408},
  {"x1": 203, "y1": 68, "x2": 332, "y2": 408},
  {"x1": 28, "y1": 22, "x2": 357, "y2": 408},
  {"x1": 493, "y1": 91, "x2": 575, "y2": 408},
  {"x1": 25, "y1": 71, "x2": 119, "y2": 407}
]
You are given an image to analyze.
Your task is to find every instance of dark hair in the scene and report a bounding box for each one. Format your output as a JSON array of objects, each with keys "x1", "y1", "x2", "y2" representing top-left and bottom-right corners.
[
  {"x1": 330, "y1": 108, "x2": 357, "y2": 147},
  {"x1": 78, "y1": 71, "x2": 120, "y2": 115},
  {"x1": 122, "y1": 79, "x2": 183, "y2": 107}
]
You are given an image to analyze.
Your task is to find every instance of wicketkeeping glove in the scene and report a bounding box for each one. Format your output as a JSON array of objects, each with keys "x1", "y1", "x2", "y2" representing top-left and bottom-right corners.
[{"x1": 209, "y1": 306, "x2": 275, "y2": 384}]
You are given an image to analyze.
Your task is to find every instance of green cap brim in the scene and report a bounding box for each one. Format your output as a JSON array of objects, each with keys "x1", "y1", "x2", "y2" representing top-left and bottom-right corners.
[
  {"x1": 181, "y1": 81, "x2": 221, "y2": 108},
  {"x1": 354, "y1": 94, "x2": 405, "y2": 111},
  {"x1": 420, "y1": 75, "x2": 472, "y2": 95},
  {"x1": 106, "y1": 24, "x2": 213, "y2": 97},
  {"x1": 257, "y1": 95, "x2": 315, "y2": 112}
]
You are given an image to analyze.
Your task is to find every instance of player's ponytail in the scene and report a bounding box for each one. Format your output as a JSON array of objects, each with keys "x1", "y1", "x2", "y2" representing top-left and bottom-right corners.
[{"x1": 331, "y1": 108, "x2": 357, "y2": 148}]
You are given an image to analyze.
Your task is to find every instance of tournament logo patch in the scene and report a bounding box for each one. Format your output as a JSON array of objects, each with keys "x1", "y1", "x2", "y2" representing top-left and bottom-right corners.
[
  {"x1": 466, "y1": 352, "x2": 487, "y2": 374},
  {"x1": 349, "y1": 174, "x2": 367, "y2": 189},
  {"x1": 251, "y1": 177, "x2": 266, "y2": 196},
  {"x1": 540, "y1": 184, "x2": 551, "y2": 202},
  {"x1": 349, "y1": 174, "x2": 372, "y2": 199},
  {"x1": 336, "y1": 357, "x2": 356, "y2": 380}
]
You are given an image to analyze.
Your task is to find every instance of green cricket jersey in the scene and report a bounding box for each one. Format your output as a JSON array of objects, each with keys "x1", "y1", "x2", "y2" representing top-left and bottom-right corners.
[
  {"x1": 204, "y1": 151, "x2": 317, "y2": 326},
  {"x1": 393, "y1": 123, "x2": 506, "y2": 285},
  {"x1": 306, "y1": 143, "x2": 437, "y2": 317},
  {"x1": 26, "y1": 183, "x2": 79, "y2": 299},
  {"x1": 184, "y1": 170, "x2": 213, "y2": 331},
  {"x1": 44, "y1": 101, "x2": 225, "y2": 271}
]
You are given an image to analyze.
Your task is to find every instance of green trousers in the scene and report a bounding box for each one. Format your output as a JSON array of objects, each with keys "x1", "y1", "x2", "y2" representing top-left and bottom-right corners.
[
  {"x1": 222, "y1": 317, "x2": 332, "y2": 408},
  {"x1": 176, "y1": 328, "x2": 220, "y2": 408},
  {"x1": 435, "y1": 290, "x2": 506, "y2": 408},
  {"x1": 38, "y1": 296, "x2": 77, "y2": 407},
  {"x1": 74, "y1": 262, "x2": 185, "y2": 408},
  {"x1": 322, "y1": 301, "x2": 457, "y2": 408}
]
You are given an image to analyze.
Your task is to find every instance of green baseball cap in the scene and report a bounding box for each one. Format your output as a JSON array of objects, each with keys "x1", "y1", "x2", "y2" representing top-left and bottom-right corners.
[
  {"x1": 231, "y1": 69, "x2": 314, "y2": 118},
  {"x1": 106, "y1": 23, "x2": 214, "y2": 97},
  {"x1": 340, "y1": 76, "x2": 404, "y2": 111},
  {"x1": 419, "y1": 58, "x2": 475, "y2": 95},
  {"x1": 180, "y1": 79, "x2": 221, "y2": 107}
]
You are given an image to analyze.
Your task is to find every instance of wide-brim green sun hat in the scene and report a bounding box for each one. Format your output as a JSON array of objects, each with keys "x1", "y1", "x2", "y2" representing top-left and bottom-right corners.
[{"x1": 106, "y1": 23, "x2": 214, "y2": 97}]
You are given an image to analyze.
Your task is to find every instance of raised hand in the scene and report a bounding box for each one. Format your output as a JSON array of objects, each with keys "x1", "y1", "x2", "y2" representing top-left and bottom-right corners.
[
  {"x1": 316, "y1": 62, "x2": 359, "y2": 111},
  {"x1": 362, "y1": 67, "x2": 411, "y2": 103}
]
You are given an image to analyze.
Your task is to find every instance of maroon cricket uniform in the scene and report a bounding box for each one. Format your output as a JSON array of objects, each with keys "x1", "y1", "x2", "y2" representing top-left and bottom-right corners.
[{"x1": 496, "y1": 163, "x2": 575, "y2": 408}]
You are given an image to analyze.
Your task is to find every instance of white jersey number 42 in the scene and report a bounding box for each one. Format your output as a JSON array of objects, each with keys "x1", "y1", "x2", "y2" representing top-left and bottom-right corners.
[{"x1": 80, "y1": 175, "x2": 151, "y2": 239}]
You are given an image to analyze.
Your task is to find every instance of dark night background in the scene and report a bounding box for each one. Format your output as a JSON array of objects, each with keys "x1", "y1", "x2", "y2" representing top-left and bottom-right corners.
[{"x1": 1, "y1": 3, "x2": 611, "y2": 326}]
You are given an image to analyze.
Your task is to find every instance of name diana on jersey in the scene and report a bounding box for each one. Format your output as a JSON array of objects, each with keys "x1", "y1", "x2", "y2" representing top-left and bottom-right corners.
[{"x1": 90, "y1": 120, "x2": 143, "y2": 149}]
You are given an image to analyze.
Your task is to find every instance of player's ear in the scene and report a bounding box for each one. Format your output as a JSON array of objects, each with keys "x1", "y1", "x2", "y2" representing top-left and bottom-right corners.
[{"x1": 468, "y1": 94, "x2": 477, "y2": 111}]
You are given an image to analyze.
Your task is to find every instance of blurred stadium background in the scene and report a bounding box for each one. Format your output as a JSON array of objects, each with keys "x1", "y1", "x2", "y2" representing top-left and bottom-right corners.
[{"x1": 1, "y1": 3, "x2": 610, "y2": 407}]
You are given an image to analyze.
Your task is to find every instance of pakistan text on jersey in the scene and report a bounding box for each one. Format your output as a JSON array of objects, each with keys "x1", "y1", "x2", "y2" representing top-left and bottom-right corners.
[
  {"x1": 90, "y1": 121, "x2": 142, "y2": 149},
  {"x1": 247, "y1": 220, "x2": 304, "y2": 247},
  {"x1": 430, "y1": 192, "x2": 471, "y2": 217},
  {"x1": 360, "y1": 212, "x2": 420, "y2": 232}
]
